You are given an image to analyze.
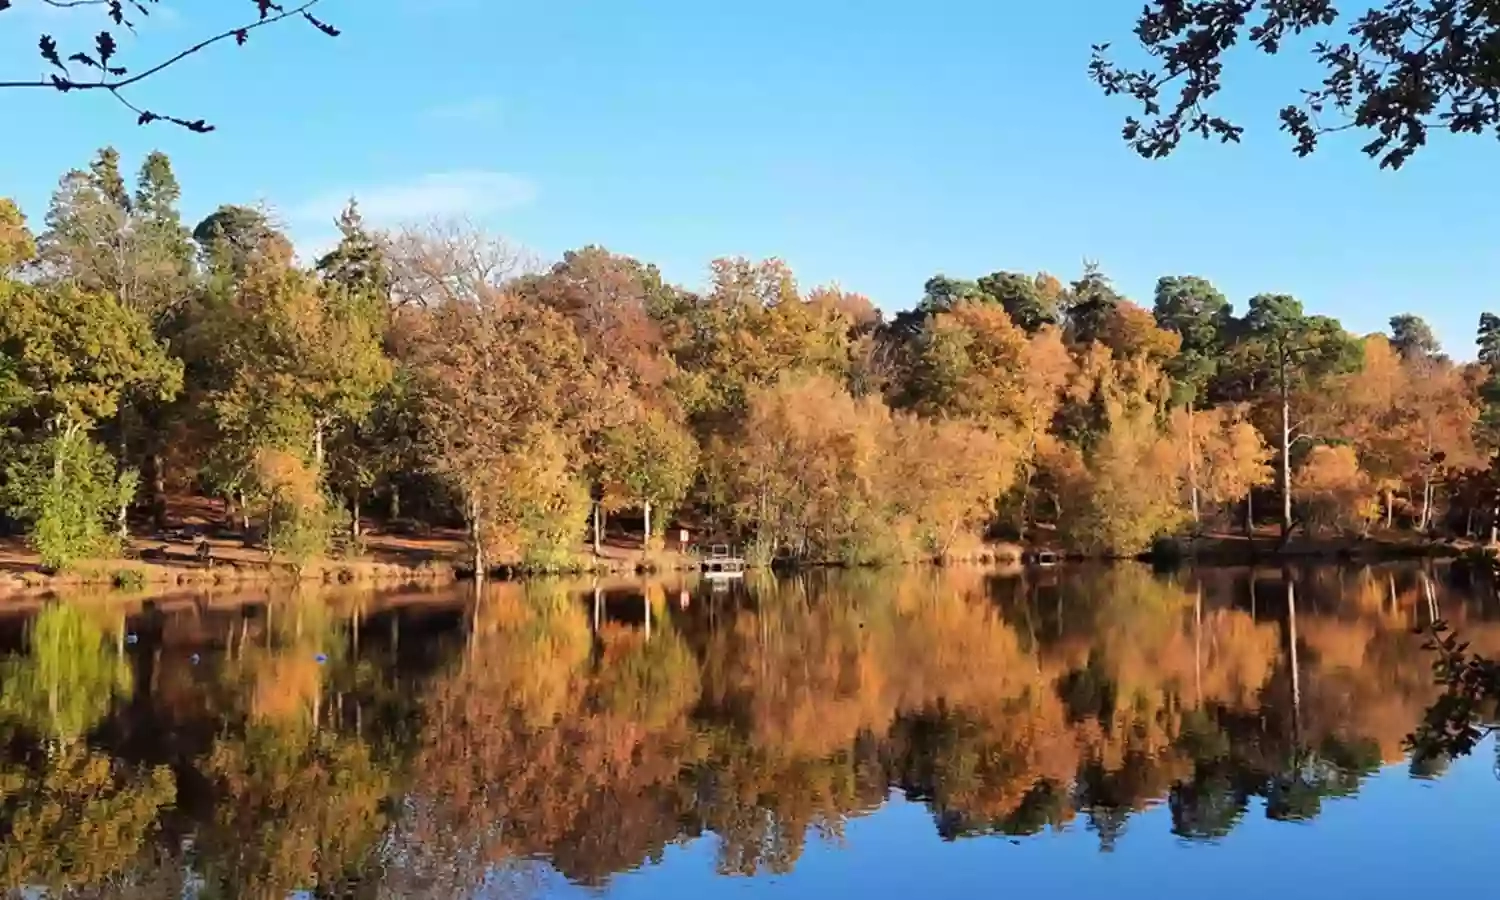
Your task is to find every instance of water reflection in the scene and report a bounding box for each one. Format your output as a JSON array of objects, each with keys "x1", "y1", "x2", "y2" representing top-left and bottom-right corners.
[{"x1": 0, "y1": 564, "x2": 1493, "y2": 896}]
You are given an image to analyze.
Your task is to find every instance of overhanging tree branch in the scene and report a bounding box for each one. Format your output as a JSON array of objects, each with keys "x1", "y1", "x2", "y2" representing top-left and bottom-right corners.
[
  {"x1": 0, "y1": 0, "x2": 340, "y2": 131},
  {"x1": 1093, "y1": 0, "x2": 1500, "y2": 168}
]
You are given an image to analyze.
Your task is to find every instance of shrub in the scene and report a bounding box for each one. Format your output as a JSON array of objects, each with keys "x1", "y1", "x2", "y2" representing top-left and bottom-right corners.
[
  {"x1": 267, "y1": 496, "x2": 336, "y2": 567},
  {"x1": 252, "y1": 449, "x2": 335, "y2": 567},
  {"x1": 0, "y1": 429, "x2": 136, "y2": 570},
  {"x1": 111, "y1": 568, "x2": 148, "y2": 592},
  {"x1": 517, "y1": 479, "x2": 592, "y2": 571}
]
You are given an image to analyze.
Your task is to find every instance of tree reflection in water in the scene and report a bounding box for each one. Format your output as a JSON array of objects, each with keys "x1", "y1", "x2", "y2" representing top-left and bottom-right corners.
[{"x1": 0, "y1": 563, "x2": 1490, "y2": 894}]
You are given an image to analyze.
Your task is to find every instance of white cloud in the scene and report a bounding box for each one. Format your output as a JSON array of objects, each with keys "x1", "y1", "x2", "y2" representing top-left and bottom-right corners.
[
  {"x1": 290, "y1": 170, "x2": 538, "y2": 226},
  {"x1": 424, "y1": 97, "x2": 501, "y2": 123}
]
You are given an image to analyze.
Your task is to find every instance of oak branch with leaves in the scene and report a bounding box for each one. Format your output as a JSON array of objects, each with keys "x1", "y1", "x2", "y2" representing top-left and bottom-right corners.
[
  {"x1": 0, "y1": 0, "x2": 339, "y2": 131},
  {"x1": 1091, "y1": 0, "x2": 1500, "y2": 168}
]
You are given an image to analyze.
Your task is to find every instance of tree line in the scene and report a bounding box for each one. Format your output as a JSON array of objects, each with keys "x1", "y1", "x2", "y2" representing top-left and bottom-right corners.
[{"x1": 3, "y1": 147, "x2": 1498, "y2": 571}]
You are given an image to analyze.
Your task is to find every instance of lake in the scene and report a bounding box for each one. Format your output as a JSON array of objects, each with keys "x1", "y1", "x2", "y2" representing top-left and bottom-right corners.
[{"x1": 0, "y1": 562, "x2": 1494, "y2": 898}]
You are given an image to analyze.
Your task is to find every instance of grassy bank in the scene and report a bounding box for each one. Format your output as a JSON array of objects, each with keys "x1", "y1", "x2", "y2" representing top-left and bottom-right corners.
[
  {"x1": 1144, "y1": 528, "x2": 1471, "y2": 566},
  {"x1": 0, "y1": 531, "x2": 1034, "y2": 598},
  {"x1": 2, "y1": 520, "x2": 1472, "y2": 600}
]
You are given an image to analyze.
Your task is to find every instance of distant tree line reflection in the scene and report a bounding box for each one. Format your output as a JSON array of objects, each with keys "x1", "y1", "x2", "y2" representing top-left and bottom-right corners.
[{"x1": 0, "y1": 563, "x2": 1493, "y2": 896}]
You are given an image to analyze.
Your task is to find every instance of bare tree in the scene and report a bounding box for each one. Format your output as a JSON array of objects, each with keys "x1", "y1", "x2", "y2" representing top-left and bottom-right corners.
[{"x1": 382, "y1": 218, "x2": 538, "y2": 310}]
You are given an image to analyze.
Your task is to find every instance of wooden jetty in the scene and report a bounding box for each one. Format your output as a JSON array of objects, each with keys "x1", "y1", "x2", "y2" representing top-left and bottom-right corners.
[
  {"x1": 701, "y1": 544, "x2": 746, "y2": 578},
  {"x1": 1028, "y1": 549, "x2": 1059, "y2": 567}
]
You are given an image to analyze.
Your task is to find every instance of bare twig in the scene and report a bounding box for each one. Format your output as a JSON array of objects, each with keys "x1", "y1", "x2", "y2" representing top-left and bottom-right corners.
[{"x1": 0, "y1": 0, "x2": 340, "y2": 131}]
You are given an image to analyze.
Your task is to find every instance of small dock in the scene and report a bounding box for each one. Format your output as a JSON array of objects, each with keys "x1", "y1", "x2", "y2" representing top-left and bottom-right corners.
[
  {"x1": 1027, "y1": 549, "x2": 1059, "y2": 567},
  {"x1": 700, "y1": 544, "x2": 746, "y2": 578}
]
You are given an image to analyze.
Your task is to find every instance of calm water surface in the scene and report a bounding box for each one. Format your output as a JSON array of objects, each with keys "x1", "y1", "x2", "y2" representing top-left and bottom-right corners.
[{"x1": 0, "y1": 563, "x2": 1495, "y2": 898}]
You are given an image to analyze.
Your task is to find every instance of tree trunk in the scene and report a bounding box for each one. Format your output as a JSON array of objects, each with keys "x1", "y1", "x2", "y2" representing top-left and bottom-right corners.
[
  {"x1": 1491, "y1": 482, "x2": 1500, "y2": 544},
  {"x1": 1188, "y1": 403, "x2": 1200, "y2": 524},
  {"x1": 1244, "y1": 491, "x2": 1254, "y2": 539},
  {"x1": 593, "y1": 501, "x2": 603, "y2": 556},
  {"x1": 312, "y1": 421, "x2": 326, "y2": 476},
  {"x1": 1279, "y1": 369, "x2": 1293, "y2": 538},
  {"x1": 1385, "y1": 487, "x2": 1394, "y2": 530},
  {"x1": 1018, "y1": 434, "x2": 1039, "y2": 538},
  {"x1": 468, "y1": 498, "x2": 485, "y2": 580},
  {"x1": 643, "y1": 500, "x2": 652, "y2": 551},
  {"x1": 350, "y1": 492, "x2": 362, "y2": 541},
  {"x1": 390, "y1": 483, "x2": 401, "y2": 522},
  {"x1": 1419, "y1": 475, "x2": 1433, "y2": 532},
  {"x1": 1194, "y1": 586, "x2": 1203, "y2": 708},
  {"x1": 149, "y1": 452, "x2": 167, "y2": 531},
  {"x1": 1286, "y1": 576, "x2": 1301, "y2": 740},
  {"x1": 116, "y1": 422, "x2": 130, "y2": 541}
]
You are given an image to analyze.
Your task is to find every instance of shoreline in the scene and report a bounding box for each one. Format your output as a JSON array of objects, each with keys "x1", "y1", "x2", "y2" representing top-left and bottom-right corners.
[{"x1": 0, "y1": 531, "x2": 1478, "y2": 599}]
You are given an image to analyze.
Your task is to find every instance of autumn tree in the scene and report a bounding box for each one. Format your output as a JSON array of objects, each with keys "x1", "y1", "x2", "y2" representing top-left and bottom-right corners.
[
  {"x1": 1236, "y1": 294, "x2": 1361, "y2": 536},
  {"x1": 598, "y1": 408, "x2": 700, "y2": 550},
  {"x1": 1091, "y1": 0, "x2": 1500, "y2": 168},
  {"x1": 1401, "y1": 356, "x2": 1480, "y2": 530},
  {"x1": 1098, "y1": 301, "x2": 1183, "y2": 371},
  {"x1": 516, "y1": 246, "x2": 680, "y2": 404},
  {"x1": 711, "y1": 373, "x2": 1024, "y2": 562},
  {"x1": 710, "y1": 374, "x2": 894, "y2": 563},
  {"x1": 1337, "y1": 335, "x2": 1478, "y2": 530},
  {"x1": 410, "y1": 294, "x2": 599, "y2": 574},
  {"x1": 1331, "y1": 336, "x2": 1411, "y2": 526},
  {"x1": 1057, "y1": 404, "x2": 1188, "y2": 555},
  {"x1": 666, "y1": 258, "x2": 852, "y2": 422},
  {"x1": 806, "y1": 284, "x2": 881, "y2": 331},
  {"x1": 901, "y1": 301, "x2": 1032, "y2": 430},
  {"x1": 885, "y1": 415, "x2": 1020, "y2": 556},
  {"x1": 1168, "y1": 404, "x2": 1274, "y2": 528},
  {"x1": 0, "y1": 198, "x2": 36, "y2": 272},
  {"x1": 1154, "y1": 275, "x2": 1232, "y2": 520},
  {"x1": 1295, "y1": 445, "x2": 1378, "y2": 534}
]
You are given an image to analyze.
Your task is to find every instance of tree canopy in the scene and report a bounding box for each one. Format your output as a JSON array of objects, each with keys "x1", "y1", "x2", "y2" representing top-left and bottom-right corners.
[{"x1": 1091, "y1": 0, "x2": 1500, "y2": 167}]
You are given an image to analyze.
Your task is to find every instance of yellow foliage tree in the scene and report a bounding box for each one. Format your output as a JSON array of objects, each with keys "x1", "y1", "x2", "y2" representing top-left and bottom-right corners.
[
  {"x1": 1167, "y1": 404, "x2": 1274, "y2": 525},
  {"x1": 1295, "y1": 445, "x2": 1379, "y2": 534},
  {"x1": 410, "y1": 295, "x2": 600, "y2": 574},
  {"x1": 1058, "y1": 406, "x2": 1188, "y2": 555},
  {"x1": 712, "y1": 374, "x2": 1023, "y2": 563}
]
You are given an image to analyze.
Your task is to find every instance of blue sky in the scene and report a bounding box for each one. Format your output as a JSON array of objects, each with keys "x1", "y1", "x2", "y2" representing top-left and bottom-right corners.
[{"x1": 3, "y1": 0, "x2": 1496, "y2": 355}]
